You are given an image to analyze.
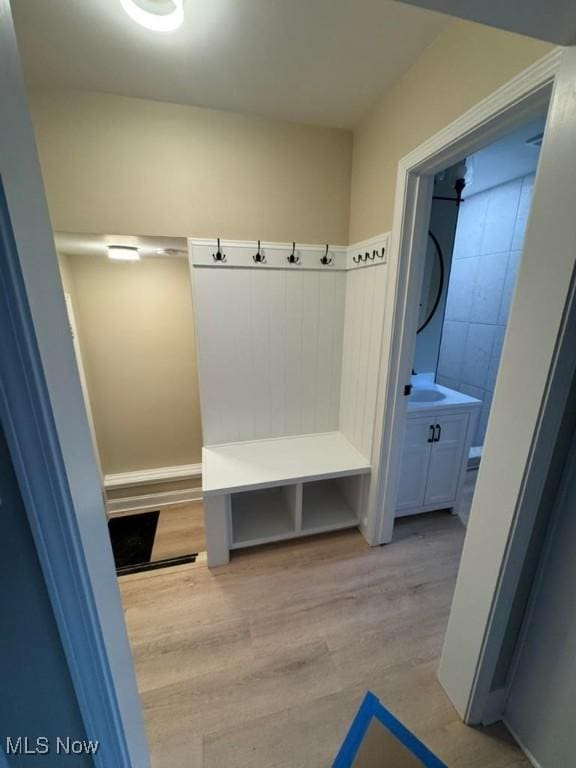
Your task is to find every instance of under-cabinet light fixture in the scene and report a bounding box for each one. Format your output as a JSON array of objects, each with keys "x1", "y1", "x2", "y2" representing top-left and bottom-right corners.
[
  {"x1": 120, "y1": 0, "x2": 184, "y2": 32},
  {"x1": 107, "y1": 245, "x2": 141, "y2": 262}
]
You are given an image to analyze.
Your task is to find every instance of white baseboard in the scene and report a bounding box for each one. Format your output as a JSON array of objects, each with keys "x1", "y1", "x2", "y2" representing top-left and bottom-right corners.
[
  {"x1": 107, "y1": 487, "x2": 203, "y2": 517},
  {"x1": 104, "y1": 462, "x2": 202, "y2": 489}
]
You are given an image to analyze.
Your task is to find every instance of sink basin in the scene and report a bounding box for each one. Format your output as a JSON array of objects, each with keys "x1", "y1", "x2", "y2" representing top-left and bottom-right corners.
[{"x1": 410, "y1": 388, "x2": 446, "y2": 403}]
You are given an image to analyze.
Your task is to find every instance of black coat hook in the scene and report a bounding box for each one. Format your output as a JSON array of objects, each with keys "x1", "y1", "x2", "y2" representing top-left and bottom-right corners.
[
  {"x1": 253, "y1": 240, "x2": 266, "y2": 264},
  {"x1": 366, "y1": 251, "x2": 373, "y2": 261},
  {"x1": 377, "y1": 246, "x2": 386, "y2": 259},
  {"x1": 320, "y1": 244, "x2": 332, "y2": 265},
  {"x1": 353, "y1": 253, "x2": 363, "y2": 264},
  {"x1": 287, "y1": 242, "x2": 300, "y2": 264},
  {"x1": 212, "y1": 237, "x2": 226, "y2": 262}
]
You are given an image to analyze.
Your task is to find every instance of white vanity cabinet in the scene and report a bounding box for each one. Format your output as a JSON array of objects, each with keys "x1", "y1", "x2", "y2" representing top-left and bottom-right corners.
[{"x1": 396, "y1": 398, "x2": 479, "y2": 518}]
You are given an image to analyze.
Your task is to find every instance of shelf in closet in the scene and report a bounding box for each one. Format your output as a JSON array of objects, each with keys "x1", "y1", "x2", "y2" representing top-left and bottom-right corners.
[{"x1": 203, "y1": 431, "x2": 370, "y2": 497}]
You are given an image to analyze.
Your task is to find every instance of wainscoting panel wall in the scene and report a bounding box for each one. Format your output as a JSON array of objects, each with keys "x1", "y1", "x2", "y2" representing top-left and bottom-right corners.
[
  {"x1": 192, "y1": 261, "x2": 346, "y2": 445},
  {"x1": 339, "y1": 257, "x2": 388, "y2": 459},
  {"x1": 190, "y1": 235, "x2": 389, "y2": 563}
]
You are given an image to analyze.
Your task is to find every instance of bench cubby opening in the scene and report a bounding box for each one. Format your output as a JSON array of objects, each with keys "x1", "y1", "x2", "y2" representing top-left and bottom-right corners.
[
  {"x1": 301, "y1": 475, "x2": 363, "y2": 534},
  {"x1": 230, "y1": 484, "x2": 300, "y2": 549}
]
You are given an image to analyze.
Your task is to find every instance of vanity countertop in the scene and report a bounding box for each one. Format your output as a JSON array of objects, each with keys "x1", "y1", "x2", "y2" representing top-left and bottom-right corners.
[{"x1": 408, "y1": 377, "x2": 482, "y2": 413}]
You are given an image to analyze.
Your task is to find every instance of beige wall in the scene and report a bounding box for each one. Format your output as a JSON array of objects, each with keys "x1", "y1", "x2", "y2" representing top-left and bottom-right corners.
[
  {"x1": 61, "y1": 253, "x2": 201, "y2": 475},
  {"x1": 349, "y1": 20, "x2": 553, "y2": 242},
  {"x1": 37, "y1": 93, "x2": 352, "y2": 478},
  {"x1": 30, "y1": 90, "x2": 353, "y2": 244}
]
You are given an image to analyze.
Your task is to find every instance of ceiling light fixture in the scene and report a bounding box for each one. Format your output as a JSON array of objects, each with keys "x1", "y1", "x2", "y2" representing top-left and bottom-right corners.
[
  {"x1": 120, "y1": 0, "x2": 184, "y2": 32},
  {"x1": 108, "y1": 245, "x2": 141, "y2": 261}
]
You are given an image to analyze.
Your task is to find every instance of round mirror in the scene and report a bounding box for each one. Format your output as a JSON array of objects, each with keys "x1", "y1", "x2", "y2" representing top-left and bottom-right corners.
[{"x1": 417, "y1": 231, "x2": 444, "y2": 334}]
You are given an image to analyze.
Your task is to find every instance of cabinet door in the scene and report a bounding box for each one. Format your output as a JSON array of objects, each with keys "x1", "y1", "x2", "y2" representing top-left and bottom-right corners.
[
  {"x1": 424, "y1": 412, "x2": 469, "y2": 507},
  {"x1": 396, "y1": 416, "x2": 434, "y2": 512}
]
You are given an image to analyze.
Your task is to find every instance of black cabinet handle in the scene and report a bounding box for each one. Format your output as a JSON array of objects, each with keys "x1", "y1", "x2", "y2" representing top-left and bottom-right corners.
[
  {"x1": 434, "y1": 424, "x2": 442, "y2": 442},
  {"x1": 427, "y1": 424, "x2": 435, "y2": 443}
]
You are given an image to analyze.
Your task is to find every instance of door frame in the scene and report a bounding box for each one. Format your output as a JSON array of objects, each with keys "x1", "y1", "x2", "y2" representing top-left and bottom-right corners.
[
  {"x1": 64, "y1": 291, "x2": 104, "y2": 482},
  {"x1": 368, "y1": 45, "x2": 576, "y2": 724},
  {"x1": 0, "y1": 3, "x2": 149, "y2": 765}
]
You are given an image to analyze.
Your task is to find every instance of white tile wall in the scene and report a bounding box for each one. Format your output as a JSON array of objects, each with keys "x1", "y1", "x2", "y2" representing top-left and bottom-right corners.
[
  {"x1": 452, "y1": 193, "x2": 488, "y2": 259},
  {"x1": 437, "y1": 320, "x2": 468, "y2": 381},
  {"x1": 511, "y1": 175, "x2": 535, "y2": 251},
  {"x1": 498, "y1": 249, "x2": 523, "y2": 326},
  {"x1": 437, "y1": 173, "x2": 535, "y2": 446},
  {"x1": 461, "y1": 323, "x2": 497, "y2": 390},
  {"x1": 469, "y1": 252, "x2": 509, "y2": 324},
  {"x1": 445, "y1": 258, "x2": 478, "y2": 321},
  {"x1": 479, "y1": 178, "x2": 522, "y2": 255}
]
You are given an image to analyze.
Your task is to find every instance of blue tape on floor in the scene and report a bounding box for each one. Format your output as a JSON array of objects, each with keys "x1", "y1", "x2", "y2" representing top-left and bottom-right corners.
[{"x1": 333, "y1": 691, "x2": 447, "y2": 768}]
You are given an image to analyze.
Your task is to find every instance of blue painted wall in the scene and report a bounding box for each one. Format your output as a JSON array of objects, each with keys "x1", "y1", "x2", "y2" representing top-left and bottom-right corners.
[{"x1": 0, "y1": 423, "x2": 92, "y2": 767}]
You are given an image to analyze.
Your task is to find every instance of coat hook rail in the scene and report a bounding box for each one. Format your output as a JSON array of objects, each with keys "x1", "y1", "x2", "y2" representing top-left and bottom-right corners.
[
  {"x1": 253, "y1": 240, "x2": 266, "y2": 264},
  {"x1": 287, "y1": 242, "x2": 300, "y2": 264},
  {"x1": 212, "y1": 237, "x2": 226, "y2": 263},
  {"x1": 320, "y1": 244, "x2": 332, "y2": 265},
  {"x1": 352, "y1": 243, "x2": 387, "y2": 266}
]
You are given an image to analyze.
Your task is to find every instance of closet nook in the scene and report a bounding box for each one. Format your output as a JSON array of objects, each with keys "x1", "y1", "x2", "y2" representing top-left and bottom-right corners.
[{"x1": 189, "y1": 235, "x2": 389, "y2": 565}]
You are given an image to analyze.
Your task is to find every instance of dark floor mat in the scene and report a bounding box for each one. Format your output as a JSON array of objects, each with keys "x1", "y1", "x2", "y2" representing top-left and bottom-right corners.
[
  {"x1": 108, "y1": 510, "x2": 160, "y2": 569},
  {"x1": 116, "y1": 553, "x2": 197, "y2": 576}
]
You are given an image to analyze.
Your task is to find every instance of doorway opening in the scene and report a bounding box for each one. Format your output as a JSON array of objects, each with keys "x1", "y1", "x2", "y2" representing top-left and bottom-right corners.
[
  {"x1": 405, "y1": 116, "x2": 546, "y2": 526},
  {"x1": 370, "y1": 49, "x2": 576, "y2": 726},
  {"x1": 55, "y1": 234, "x2": 207, "y2": 575}
]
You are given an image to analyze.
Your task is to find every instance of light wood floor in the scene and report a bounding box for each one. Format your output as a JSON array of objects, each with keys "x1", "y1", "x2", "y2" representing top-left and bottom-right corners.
[
  {"x1": 150, "y1": 501, "x2": 206, "y2": 561},
  {"x1": 119, "y1": 511, "x2": 529, "y2": 768}
]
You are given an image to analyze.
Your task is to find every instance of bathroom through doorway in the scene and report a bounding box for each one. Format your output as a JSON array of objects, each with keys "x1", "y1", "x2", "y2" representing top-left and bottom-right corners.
[{"x1": 410, "y1": 116, "x2": 546, "y2": 525}]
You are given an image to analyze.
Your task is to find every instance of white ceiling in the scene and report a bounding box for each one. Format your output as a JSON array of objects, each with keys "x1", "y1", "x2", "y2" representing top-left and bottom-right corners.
[
  {"x1": 55, "y1": 232, "x2": 187, "y2": 260},
  {"x1": 12, "y1": 0, "x2": 449, "y2": 129}
]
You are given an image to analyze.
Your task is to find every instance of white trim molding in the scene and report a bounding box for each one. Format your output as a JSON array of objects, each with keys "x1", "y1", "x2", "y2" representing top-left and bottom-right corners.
[
  {"x1": 189, "y1": 238, "x2": 348, "y2": 271},
  {"x1": 397, "y1": 49, "x2": 562, "y2": 177},
  {"x1": 188, "y1": 234, "x2": 390, "y2": 272},
  {"x1": 189, "y1": 237, "x2": 348, "y2": 252},
  {"x1": 346, "y1": 232, "x2": 389, "y2": 271},
  {"x1": 104, "y1": 462, "x2": 202, "y2": 489},
  {"x1": 107, "y1": 487, "x2": 203, "y2": 517}
]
